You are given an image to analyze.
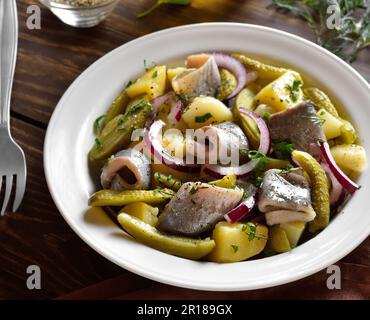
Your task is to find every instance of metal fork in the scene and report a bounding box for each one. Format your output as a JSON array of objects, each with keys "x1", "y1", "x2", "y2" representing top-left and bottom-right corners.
[{"x1": 0, "y1": 0, "x2": 26, "y2": 215}]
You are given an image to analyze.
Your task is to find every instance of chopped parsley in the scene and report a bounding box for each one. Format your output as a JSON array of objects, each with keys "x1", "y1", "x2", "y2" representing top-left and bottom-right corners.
[
  {"x1": 287, "y1": 80, "x2": 302, "y2": 103},
  {"x1": 94, "y1": 138, "x2": 102, "y2": 150},
  {"x1": 195, "y1": 113, "x2": 213, "y2": 123},
  {"x1": 242, "y1": 222, "x2": 268, "y2": 241},
  {"x1": 152, "y1": 70, "x2": 158, "y2": 78},
  {"x1": 255, "y1": 176, "x2": 263, "y2": 187},
  {"x1": 93, "y1": 114, "x2": 106, "y2": 134},
  {"x1": 231, "y1": 244, "x2": 239, "y2": 253},
  {"x1": 191, "y1": 199, "x2": 197, "y2": 205},
  {"x1": 262, "y1": 111, "x2": 270, "y2": 122},
  {"x1": 125, "y1": 80, "x2": 134, "y2": 88},
  {"x1": 248, "y1": 150, "x2": 269, "y2": 171},
  {"x1": 272, "y1": 141, "x2": 294, "y2": 159},
  {"x1": 190, "y1": 186, "x2": 198, "y2": 195}
]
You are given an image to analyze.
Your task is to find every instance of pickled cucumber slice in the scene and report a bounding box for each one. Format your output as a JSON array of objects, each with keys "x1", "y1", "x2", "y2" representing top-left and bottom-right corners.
[
  {"x1": 216, "y1": 69, "x2": 237, "y2": 101},
  {"x1": 292, "y1": 150, "x2": 330, "y2": 233},
  {"x1": 232, "y1": 54, "x2": 288, "y2": 82},
  {"x1": 89, "y1": 98, "x2": 152, "y2": 161},
  {"x1": 117, "y1": 213, "x2": 215, "y2": 260},
  {"x1": 233, "y1": 88, "x2": 260, "y2": 150},
  {"x1": 104, "y1": 89, "x2": 130, "y2": 127},
  {"x1": 304, "y1": 88, "x2": 339, "y2": 117},
  {"x1": 89, "y1": 188, "x2": 175, "y2": 207},
  {"x1": 154, "y1": 172, "x2": 183, "y2": 191}
]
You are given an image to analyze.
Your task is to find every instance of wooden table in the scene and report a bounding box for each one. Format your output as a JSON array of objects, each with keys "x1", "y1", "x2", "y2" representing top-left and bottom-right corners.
[{"x1": 1, "y1": 0, "x2": 369, "y2": 299}]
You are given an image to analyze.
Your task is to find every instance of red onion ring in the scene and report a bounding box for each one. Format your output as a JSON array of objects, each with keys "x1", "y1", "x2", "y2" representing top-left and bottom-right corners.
[
  {"x1": 211, "y1": 52, "x2": 258, "y2": 100},
  {"x1": 203, "y1": 109, "x2": 270, "y2": 178},
  {"x1": 321, "y1": 162, "x2": 345, "y2": 206},
  {"x1": 224, "y1": 195, "x2": 256, "y2": 223},
  {"x1": 319, "y1": 141, "x2": 360, "y2": 194},
  {"x1": 144, "y1": 120, "x2": 200, "y2": 173},
  {"x1": 147, "y1": 92, "x2": 183, "y2": 127},
  {"x1": 168, "y1": 99, "x2": 183, "y2": 123}
]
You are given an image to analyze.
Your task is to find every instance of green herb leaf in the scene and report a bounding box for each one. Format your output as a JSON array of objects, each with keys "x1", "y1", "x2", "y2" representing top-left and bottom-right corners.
[
  {"x1": 231, "y1": 244, "x2": 239, "y2": 253},
  {"x1": 190, "y1": 186, "x2": 198, "y2": 195},
  {"x1": 248, "y1": 150, "x2": 270, "y2": 171},
  {"x1": 93, "y1": 114, "x2": 106, "y2": 134},
  {"x1": 286, "y1": 80, "x2": 302, "y2": 102},
  {"x1": 195, "y1": 112, "x2": 213, "y2": 123},
  {"x1": 272, "y1": 141, "x2": 294, "y2": 159},
  {"x1": 137, "y1": 0, "x2": 192, "y2": 18},
  {"x1": 191, "y1": 199, "x2": 197, "y2": 205},
  {"x1": 94, "y1": 138, "x2": 102, "y2": 150},
  {"x1": 262, "y1": 111, "x2": 271, "y2": 122},
  {"x1": 152, "y1": 70, "x2": 158, "y2": 78}
]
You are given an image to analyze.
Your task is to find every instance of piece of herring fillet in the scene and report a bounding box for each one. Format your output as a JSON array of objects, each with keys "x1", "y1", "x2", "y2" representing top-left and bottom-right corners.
[
  {"x1": 157, "y1": 182, "x2": 243, "y2": 237},
  {"x1": 268, "y1": 101, "x2": 326, "y2": 153},
  {"x1": 187, "y1": 121, "x2": 249, "y2": 164},
  {"x1": 258, "y1": 168, "x2": 316, "y2": 225},
  {"x1": 171, "y1": 55, "x2": 221, "y2": 101},
  {"x1": 101, "y1": 148, "x2": 151, "y2": 191}
]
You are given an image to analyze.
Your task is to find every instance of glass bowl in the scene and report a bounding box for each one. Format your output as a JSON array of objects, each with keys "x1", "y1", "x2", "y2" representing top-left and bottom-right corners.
[{"x1": 39, "y1": 0, "x2": 119, "y2": 28}]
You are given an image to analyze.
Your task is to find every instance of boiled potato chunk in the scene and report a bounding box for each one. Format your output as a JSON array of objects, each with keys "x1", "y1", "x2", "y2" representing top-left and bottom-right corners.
[
  {"x1": 330, "y1": 144, "x2": 367, "y2": 174},
  {"x1": 279, "y1": 222, "x2": 306, "y2": 248},
  {"x1": 117, "y1": 213, "x2": 215, "y2": 260},
  {"x1": 337, "y1": 120, "x2": 357, "y2": 144},
  {"x1": 255, "y1": 71, "x2": 303, "y2": 111},
  {"x1": 126, "y1": 65, "x2": 167, "y2": 99},
  {"x1": 267, "y1": 225, "x2": 291, "y2": 253},
  {"x1": 207, "y1": 222, "x2": 268, "y2": 263},
  {"x1": 162, "y1": 128, "x2": 185, "y2": 159},
  {"x1": 182, "y1": 96, "x2": 233, "y2": 129},
  {"x1": 120, "y1": 202, "x2": 159, "y2": 227},
  {"x1": 167, "y1": 67, "x2": 187, "y2": 83},
  {"x1": 317, "y1": 108, "x2": 343, "y2": 140}
]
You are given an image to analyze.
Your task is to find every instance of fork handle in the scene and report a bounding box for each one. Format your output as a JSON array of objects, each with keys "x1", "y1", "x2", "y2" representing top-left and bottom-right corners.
[{"x1": 0, "y1": 0, "x2": 18, "y2": 129}]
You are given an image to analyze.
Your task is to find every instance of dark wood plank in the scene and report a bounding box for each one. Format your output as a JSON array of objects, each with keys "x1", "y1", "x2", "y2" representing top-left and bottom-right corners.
[{"x1": 0, "y1": 118, "x2": 122, "y2": 299}]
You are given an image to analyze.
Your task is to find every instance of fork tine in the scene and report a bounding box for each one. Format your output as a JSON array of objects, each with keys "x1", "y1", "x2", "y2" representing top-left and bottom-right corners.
[
  {"x1": 12, "y1": 169, "x2": 26, "y2": 212},
  {"x1": 1, "y1": 175, "x2": 13, "y2": 216}
]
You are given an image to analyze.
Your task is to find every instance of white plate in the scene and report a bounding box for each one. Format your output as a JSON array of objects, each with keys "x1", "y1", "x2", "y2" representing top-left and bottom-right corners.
[{"x1": 44, "y1": 23, "x2": 370, "y2": 291}]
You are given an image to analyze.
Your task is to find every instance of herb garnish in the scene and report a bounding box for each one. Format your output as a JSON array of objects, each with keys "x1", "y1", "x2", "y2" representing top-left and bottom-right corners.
[
  {"x1": 190, "y1": 186, "x2": 198, "y2": 195},
  {"x1": 262, "y1": 111, "x2": 271, "y2": 122},
  {"x1": 248, "y1": 150, "x2": 270, "y2": 171},
  {"x1": 231, "y1": 244, "x2": 239, "y2": 253},
  {"x1": 270, "y1": 0, "x2": 370, "y2": 62},
  {"x1": 191, "y1": 199, "x2": 197, "y2": 205},
  {"x1": 137, "y1": 0, "x2": 192, "y2": 18},
  {"x1": 152, "y1": 70, "x2": 158, "y2": 78},
  {"x1": 242, "y1": 222, "x2": 268, "y2": 241},
  {"x1": 286, "y1": 80, "x2": 302, "y2": 102},
  {"x1": 94, "y1": 138, "x2": 102, "y2": 150},
  {"x1": 93, "y1": 114, "x2": 106, "y2": 134},
  {"x1": 272, "y1": 141, "x2": 294, "y2": 159},
  {"x1": 195, "y1": 112, "x2": 213, "y2": 123}
]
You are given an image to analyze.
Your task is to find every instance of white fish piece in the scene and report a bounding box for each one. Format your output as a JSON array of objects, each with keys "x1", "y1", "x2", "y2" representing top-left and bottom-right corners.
[
  {"x1": 100, "y1": 148, "x2": 151, "y2": 191},
  {"x1": 258, "y1": 169, "x2": 316, "y2": 225},
  {"x1": 157, "y1": 182, "x2": 243, "y2": 237},
  {"x1": 172, "y1": 56, "x2": 221, "y2": 100}
]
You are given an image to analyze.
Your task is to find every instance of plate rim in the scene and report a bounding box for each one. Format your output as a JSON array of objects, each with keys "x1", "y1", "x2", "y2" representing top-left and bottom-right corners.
[{"x1": 44, "y1": 22, "x2": 370, "y2": 291}]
